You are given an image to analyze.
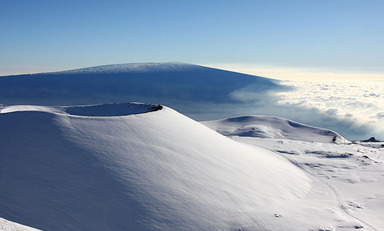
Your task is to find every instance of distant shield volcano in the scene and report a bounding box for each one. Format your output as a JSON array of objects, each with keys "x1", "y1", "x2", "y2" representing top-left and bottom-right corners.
[{"x1": 0, "y1": 62, "x2": 285, "y2": 120}]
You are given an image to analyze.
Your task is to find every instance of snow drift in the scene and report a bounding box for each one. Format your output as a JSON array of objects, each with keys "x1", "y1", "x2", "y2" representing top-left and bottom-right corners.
[
  {"x1": 0, "y1": 103, "x2": 311, "y2": 231},
  {"x1": 203, "y1": 115, "x2": 349, "y2": 143}
]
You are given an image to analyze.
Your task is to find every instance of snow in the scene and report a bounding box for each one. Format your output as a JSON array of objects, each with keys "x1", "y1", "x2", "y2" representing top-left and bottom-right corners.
[
  {"x1": 1, "y1": 103, "x2": 383, "y2": 230},
  {"x1": 56, "y1": 62, "x2": 200, "y2": 74},
  {"x1": 0, "y1": 62, "x2": 281, "y2": 119},
  {"x1": 1, "y1": 63, "x2": 383, "y2": 230},
  {"x1": 1, "y1": 103, "x2": 312, "y2": 230},
  {"x1": 62, "y1": 102, "x2": 161, "y2": 116},
  {"x1": 203, "y1": 116, "x2": 384, "y2": 231},
  {"x1": 1, "y1": 62, "x2": 378, "y2": 140},
  {"x1": 202, "y1": 115, "x2": 349, "y2": 144},
  {"x1": 0, "y1": 103, "x2": 160, "y2": 117},
  {"x1": 0, "y1": 218, "x2": 39, "y2": 231},
  {"x1": 0, "y1": 105, "x2": 62, "y2": 114}
]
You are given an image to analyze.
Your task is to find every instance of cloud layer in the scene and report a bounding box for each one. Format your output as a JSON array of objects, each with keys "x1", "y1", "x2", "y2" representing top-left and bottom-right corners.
[{"x1": 274, "y1": 78, "x2": 384, "y2": 140}]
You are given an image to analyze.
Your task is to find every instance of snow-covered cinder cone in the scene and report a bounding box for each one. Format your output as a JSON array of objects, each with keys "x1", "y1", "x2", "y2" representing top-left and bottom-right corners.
[
  {"x1": 0, "y1": 103, "x2": 311, "y2": 230},
  {"x1": 203, "y1": 115, "x2": 349, "y2": 144}
]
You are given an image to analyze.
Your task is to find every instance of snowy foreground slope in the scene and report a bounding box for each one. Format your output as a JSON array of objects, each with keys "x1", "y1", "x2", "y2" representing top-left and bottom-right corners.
[
  {"x1": 205, "y1": 117, "x2": 384, "y2": 231},
  {"x1": 1, "y1": 103, "x2": 306, "y2": 230},
  {"x1": 1, "y1": 103, "x2": 381, "y2": 230}
]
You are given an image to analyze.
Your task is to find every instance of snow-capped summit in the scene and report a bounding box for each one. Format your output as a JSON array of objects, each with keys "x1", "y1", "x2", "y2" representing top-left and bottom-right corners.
[
  {"x1": 57, "y1": 62, "x2": 201, "y2": 74},
  {"x1": 0, "y1": 62, "x2": 281, "y2": 117}
]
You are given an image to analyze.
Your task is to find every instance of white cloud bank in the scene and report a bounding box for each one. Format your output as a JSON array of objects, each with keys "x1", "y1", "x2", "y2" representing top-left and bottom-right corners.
[{"x1": 275, "y1": 78, "x2": 384, "y2": 139}]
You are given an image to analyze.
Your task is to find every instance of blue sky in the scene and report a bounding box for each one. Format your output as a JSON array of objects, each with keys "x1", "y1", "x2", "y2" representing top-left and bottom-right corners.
[{"x1": 1, "y1": 0, "x2": 383, "y2": 76}]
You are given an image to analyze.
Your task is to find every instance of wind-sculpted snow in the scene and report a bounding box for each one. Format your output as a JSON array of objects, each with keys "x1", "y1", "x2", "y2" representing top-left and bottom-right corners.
[
  {"x1": 0, "y1": 103, "x2": 312, "y2": 230},
  {"x1": 202, "y1": 115, "x2": 349, "y2": 143}
]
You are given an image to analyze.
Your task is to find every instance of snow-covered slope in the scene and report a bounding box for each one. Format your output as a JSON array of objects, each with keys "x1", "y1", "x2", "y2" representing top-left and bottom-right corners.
[
  {"x1": 202, "y1": 115, "x2": 349, "y2": 143},
  {"x1": 0, "y1": 218, "x2": 39, "y2": 231},
  {"x1": 203, "y1": 116, "x2": 384, "y2": 231},
  {"x1": 0, "y1": 103, "x2": 314, "y2": 230}
]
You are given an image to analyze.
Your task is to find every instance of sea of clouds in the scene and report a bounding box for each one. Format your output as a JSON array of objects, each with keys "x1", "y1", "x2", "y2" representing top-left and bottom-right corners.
[{"x1": 274, "y1": 78, "x2": 384, "y2": 140}]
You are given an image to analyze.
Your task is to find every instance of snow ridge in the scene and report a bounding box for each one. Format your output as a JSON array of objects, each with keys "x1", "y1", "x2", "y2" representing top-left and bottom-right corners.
[
  {"x1": 0, "y1": 102, "x2": 162, "y2": 117},
  {"x1": 202, "y1": 115, "x2": 349, "y2": 143}
]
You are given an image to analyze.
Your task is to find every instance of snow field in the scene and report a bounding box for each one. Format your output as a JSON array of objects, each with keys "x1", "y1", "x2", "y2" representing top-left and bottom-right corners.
[
  {"x1": 204, "y1": 117, "x2": 384, "y2": 231},
  {"x1": 1, "y1": 103, "x2": 310, "y2": 230}
]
